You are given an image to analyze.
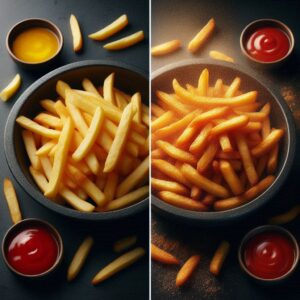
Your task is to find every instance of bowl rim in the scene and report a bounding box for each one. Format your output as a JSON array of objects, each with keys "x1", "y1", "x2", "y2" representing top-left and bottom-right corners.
[
  {"x1": 151, "y1": 58, "x2": 296, "y2": 225},
  {"x1": 1, "y1": 218, "x2": 64, "y2": 278},
  {"x1": 4, "y1": 60, "x2": 149, "y2": 221},
  {"x1": 238, "y1": 225, "x2": 299, "y2": 282},
  {"x1": 6, "y1": 18, "x2": 64, "y2": 65},
  {"x1": 239, "y1": 18, "x2": 295, "y2": 65}
]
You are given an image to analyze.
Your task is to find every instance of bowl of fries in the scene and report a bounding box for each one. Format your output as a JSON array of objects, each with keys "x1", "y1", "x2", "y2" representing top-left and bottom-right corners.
[
  {"x1": 5, "y1": 60, "x2": 149, "y2": 221},
  {"x1": 151, "y1": 59, "x2": 295, "y2": 225}
]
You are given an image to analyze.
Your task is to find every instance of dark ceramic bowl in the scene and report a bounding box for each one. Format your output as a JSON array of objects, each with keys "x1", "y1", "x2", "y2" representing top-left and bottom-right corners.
[
  {"x1": 2, "y1": 218, "x2": 63, "y2": 278},
  {"x1": 151, "y1": 59, "x2": 295, "y2": 226},
  {"x1": 240, "y1": 19, "x2": 294, "y2": 65},
  {"x1": 238, "y1": 225, "x2": 299, "y2": 284},
  {"x1": 6, "y1": 18, "x2": 63, "y2": 67},
  {"x1": 4, "y1": 60, "x2": 149, "y2": 221}
]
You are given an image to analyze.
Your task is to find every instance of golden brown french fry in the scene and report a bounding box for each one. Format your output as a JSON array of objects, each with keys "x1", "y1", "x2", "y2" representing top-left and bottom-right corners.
[
  {"x1": 267, "y1": 144, "x2": 279, "y2": 174},
  {"x1": 151, "y1": 178, "x2": 189, "y2": 195},
  {"x1": 22, "y1": 130, "x2": 41, "y2": 170},
  {"x1": 156, "y1": 140, "x2": 197, "y2": 164},
  {"x1": 70, "y1": 14, "x2": 83, "y2": 52},
  {"x1": 188, "y1": 18, "x2": 215, "y2": 53},
  {"x1": 197, "y1": 68, "x2": 209, "y2": 96},
  {"x1": 116, "y1": 156, "x2": 149, "y2": 197},
  {"x1": 113, "y1": 235, "x2": 137, "y2": 253},
  {"x1": 225, "y1": 77, "x2": 241, "y2": 98},
  {"x1": 0, "y1": 74, "x2": 21, "y2": 101},
  {"x1": 151, "y1": 103, "x2": 165, "y2": 117},
  {"x1": 210, "y1": 241, "x2": 230, "y2": 276},
  {"x1": 173, "y1": 79, "x2": 257, "y2": 108},
  {"x1": 151, "y1": 39, "x2": 181, "y2": 56},
  {"x1": 189, "y1": 123, "x2": 213, "y2": 154},
  {"x1": 269, "y1": 205, "x2": 300, "y2": 225},
  {"x1": 151, "y1": 243, "x2": 179, "y2": 264},
  {"x1": 209, "y1": 50, "x2": 234, "y2": 63},
  {"x1": 67, "y1": 236, "x2": 94, "y2": 282},
  {"x1": 211, "y1": 115, "x2": 249, "y2": 136},
  {"x1": 45, "y1": 117, "x2": 74, "y2": 198},
  {"x1": 190, "y1": 107, "x2": 229, "y2": 127},
  {"x1": 197, "y1": 141, "x2": 218, "y2": 173},
  {"x1": 175, "y1": 126, "x2": 197, "y2": 148},
  {"x1": 219, "y1": 134, "x2": 233, "y2": 153},
  {"x1": 213, "y1": 79, "x2": 224, "y2": 97},
  {"x1": 106, "y1": 186, "x2": 148, "y2": 211},
  {"x1": 92, "y1": 247, "x2": 145, "y2": 285},
  {"x1": 159, "y1": 191, "x2": 207, "y2": 211},
  {"x1": 103, "y1": 31, "x2": 144, "y2": 50},
  {"x1": 190, "y1": 186, "x2": 202, "y2": 200},
  {"x1": 151, "y1": 111, "x2": 176, "y2": 132},
  {"x1": 104, "y1": 103, "x2": 133, "y2": 172},
  {"x1": 3, "y1": 178, "x2": 22, "y2": 224},
  {"x1": 176, "y1": 255, "x2": 201, "y2": 287},
  {"x1": 16, "y1": 116, "x2": 61, "y2": 139},
  {"x1": 89, "y1": 14, "x2": 128, "y2": 41},
  {"x1": 181, "y1": 163, "x2": 230, "y2": 198},
  {"x1": 103, "y1": 73, "x2": 116, "y2": 105}
]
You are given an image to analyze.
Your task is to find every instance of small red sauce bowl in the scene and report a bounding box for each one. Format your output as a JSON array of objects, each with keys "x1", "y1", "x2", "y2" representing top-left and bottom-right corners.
[
  {"x1": 240, "y1": 19, "x2": 294, "y2": 65},
  {"x1": 1, "y1": 218, "x2": 63, "y2": 278},
  {"x1": 238, "y1": 225, "x2": 299, "y2": 284}
]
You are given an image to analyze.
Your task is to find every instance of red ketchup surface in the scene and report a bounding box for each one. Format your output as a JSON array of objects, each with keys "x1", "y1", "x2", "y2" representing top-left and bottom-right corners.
[
  {"x1": 246, "y1": 27, "x2": 290, "y2": 62},
  {"x1": 243, "y1": 231, "x2": 295, "y2": 279},
  {"x1": 6, "y1": 225, "x2": 58, "y2": 275}
]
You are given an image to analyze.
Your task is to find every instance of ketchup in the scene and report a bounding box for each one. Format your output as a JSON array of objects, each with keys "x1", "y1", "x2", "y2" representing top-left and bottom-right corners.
[
  {"x1": 243, "y1": 231, "x2": 295, "y2": 279},
  {"x1": 246, "y1": 27, "x2": 290, "y2": 62},
  {"x1": 6, "y1": 225, "x2": 58, "y2": 275}
]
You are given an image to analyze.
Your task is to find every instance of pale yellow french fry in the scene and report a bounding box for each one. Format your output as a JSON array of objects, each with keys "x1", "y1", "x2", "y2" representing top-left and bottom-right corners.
[
  {"x1": 103, "y1": 73, "x2": 116, "y2": 105},
  {"x1": 188, "y1": 18, "x2": 215, "y2": 53},
  {"x1": 151, "y1": 39, "x2": 181, "y2": 56},
  {"x1": 56, "y1": 80, "x2": 71, "y2": 99},
  {"x1": 72, "y1": 107, "x2": 104, "y2": 161},
  {"x1": 115, "y1": 90, "x2": 128, "y2": 110},
  {"x1": 67, "y1": 236, "x2": 94, "y2": 282},
  {"x1": 209, "y1": 50, "x2": 234, "y2": 63},
  {"x1": 92, "y1": 247, "x2": 145, "y2": 285},
  {"x1": 36, "y1": 141, "x2": 56, "y2": 156},
  {"x1": 3, "y1": 178, "x2": 22, "y2": 224},
  {"x1": 34, "y1": 113, "x2": 63, "y2": 129},
  {"x1": 131, "y1": 92, "x2": 142, "y2": 123},
  {"x1": 22, "y1": 130, "x2": 41, "y2": 170},
  {"x1": 40, "y1": 99, "x2": 58, "y2": 115},
  {"x1": 104, "y1": 103, "x2": 133, "y2": 172},
  {"x1": 29, "y1": 166, "x2": 48, "y2": 193},
  {"x1": 225, "y1": 77, "x2": 241, "y2": 98},
  {"x1": 82, "y1": 78, "x2": 101, "y2": 97},
  {"x1": 113, "y1": 235, "x2": 137, "y2": 253},
  {"x1": 106, "y1": 186, "x2": 148, "y2": 211},
  {"x1": 89, "y1": 14, "x2": 128, "y2": 41},
  {"x1": 116, "y1": 156, "x2": 149, "y2": 197},
  {"x1": 16, "y1": 116, "x2": 61, "y2": 139},
  {"x1": 54, "y1": 100, "x2": 70, "y2": 122},
  {"x1": 45, "y1": 117, "x2": 74, "y2": 198},
  {"x1": 0, "y1": 74, "x2": 21, "y2": 101},
  {"x1": 103, "y1": 31, "x2": 144, "y2": 50},
  {"x1": 70, "y1": 14, "x2": 83, "y2": 52}
]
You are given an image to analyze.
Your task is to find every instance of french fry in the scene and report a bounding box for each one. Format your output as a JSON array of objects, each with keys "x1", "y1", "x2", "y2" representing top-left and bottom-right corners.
[
  {"x1": 89, "y1": 14, "x2": 128, "y2": 41},
  {"x1": 151, "y1": 243, "x2": 180, "y2": 264},
  {"x1": 103, "y1": 31, "x2": 144, "y2": 50},
  {"x1": 113, "y1": 235, "x2": 137, "y2": 253},
  {"x1": 131, "y1": 92, "x2": 142, "y2": 123},
  {"x1": 16, "y1": 116, "x2": 61, "y2": 139},
  {"x1": 209, "y1": 50, "x2": 234, "y2": 63},
  {"x1": 40, "y1": 99, "x2": 58, "y2": 115},
  {"x1": 92, "y1": 247, "x2": 145, "y2": 285},
  {"x1": 67, "y1": 236, "x2": 94, "y2": 282},
  {"x1": 267, "y1": 144, "x2": 279, "y2": 174},
  {"x1": 34, "y1": 113, "x2": 63, "y2": 129},
  {"x1": 159, "y1": 191, "x2": 207, "y2": 211},
  {"x1": 36, "y1": 141, "x2": 56, "y2": 156},
  {"x1": 175, "y1": 126, "x2": 197, "y2": 148},
  {"x1": 189, "y1": 123, "x2": 213, "y2": 154},
  {"x1": 181, "y1": 164, "x2": 229, "y2": 198},
  {"x1": 116, "y1": 156, "x2": 149, "y2": 197},
  {"x1": 56, "y1": 80, "x2": 71, "y2": 99},
  {"x1": 0, "y1": 74, "x2": 21, "y2": 101},
  {"x1": 82, "y1": 78, "x2": 101, "y2": 97},
  {"x1": 190, "y1": 186, "x2": 202, "y2": 200},
  {"x1": 3, "y1": 178, "x2": 22, "y2": 224},
  {"x1": 104, "y1": 104, "x2": 133, "y2": 172},
  {"x1": 152, "y1": 111, "x2": 176, "y2": 132},
  {"x1": 151, "y1": 178, "x2": 189, "y2": 195},
  {"x1": 213, "y1": 79, "x2": 224, "y2": 97},
  {"x1": 22, "y1": 130, "x2": 41, "y2": 170},
  {"x1": 225, "y1": 77, "x2": 241, "y2": 98},
  {"x1": 269, "y1": 205, "x2": 300, "y2": 225},
  {"x1": 151, "y1": 103, "x2": 165, "y2": 117},
  {"x1": 106, "y1": 186, "x2": 148, "y2": 211},
  {"x1": 197, "y1": 141, "x2": 218, "y2": 173},
  {"x1": 197, "y1": 68, "x2": 209, "y2": 96},
  {"x1": 70, "y1": 14, "x2": 83, "y2": 52},
  {"x1": 190, "y1": 107, "x2": 229, "y2": 127},
  {"x1": 45, "y1": 117, "x2": 74, "y2": 198},
  {"x1": 104, "y1": 172, "x2": 118, "y2": 202},
  {"x1": 151, "y1": 39, "x2": 181, "y2": 56},
  {"x1": 176, "y1": 255, "x2": 201, "y2": 287},
  {"x1": 219, "y1": 134, "x2": 233, "y2": 153},
  {"x1": 210, "y1": 241, "x2": 230, "y2": 276},
  {"x1": 211, "y1": 115, "x2": 249, "y2": 136},
  {"x1": 156, "y1": 141, "x2": 197, "y2": 164},
  {"x1": 188, "y1": 18, "x2": 215, "y2": 53},
  {"x1": 103, "y1": 73, "x2": 116, "y2": 105},
  {"x1": 29, "y1": 166, "x2": 48, "y2": 193}
]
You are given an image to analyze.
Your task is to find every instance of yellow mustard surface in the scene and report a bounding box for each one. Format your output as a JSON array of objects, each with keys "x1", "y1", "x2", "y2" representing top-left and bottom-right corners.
[{"x1": 12, "y1": 27, "x2": 59, "y2": 63}]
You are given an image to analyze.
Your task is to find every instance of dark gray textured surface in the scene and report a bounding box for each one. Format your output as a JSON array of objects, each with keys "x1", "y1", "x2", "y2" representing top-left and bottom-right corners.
[
  {"x1": 0, "y1": 0, "x2": 149, "y2": 299},
  {"x1": 151, "y1": 0, "x2": 300, "y2": 299}
]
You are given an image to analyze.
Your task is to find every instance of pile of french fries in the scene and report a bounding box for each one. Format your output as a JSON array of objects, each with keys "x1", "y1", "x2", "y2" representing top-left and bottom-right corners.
[
  {"x1": 151, "y1": 68, "x2": 284, "y2": 212},
  {"x1": 16, "y1": 74, "x2": 149, "y2": 212}
]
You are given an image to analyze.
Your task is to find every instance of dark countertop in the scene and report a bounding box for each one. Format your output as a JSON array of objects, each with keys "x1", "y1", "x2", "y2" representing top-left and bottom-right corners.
[
  {"x1": 0, "y1": 0, "x2": 149, "y2": 299},
  {"x1": 151, "y1": 0, "x2": 300, "y2": 299}
]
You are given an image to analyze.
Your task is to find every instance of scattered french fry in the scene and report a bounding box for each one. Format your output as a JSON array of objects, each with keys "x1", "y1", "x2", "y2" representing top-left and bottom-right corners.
[
  {"x1": 269, "y1": 205, "x2": 300, "y2": 225},
  {"x1": 209, "y1": 50, "x2": 234, "y2": 63},
  {"x1": 176, "y1": 255, "x2": 201, "y2": 287},
  {"x1": 210, "y1": 241, "x2": 230, "y2": 276},
  {"x1": 103, "y1": 31, "x2": 144, "y2": 50},
  {"x1": 151, "y1": 39, "x2": 181, "y2": 56},
  {"x1": 151, "y1": 243, "x2": 179, "y2": 265},
  {"x1": 113, "y1": 235, "x2": 137, "y2": 253},
  {"x1": 70, "y1": 14, "x2": 83, "y2": 52},
  {"x1": 0, "y1": 74, "x2": 21, "y2": 101}
]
